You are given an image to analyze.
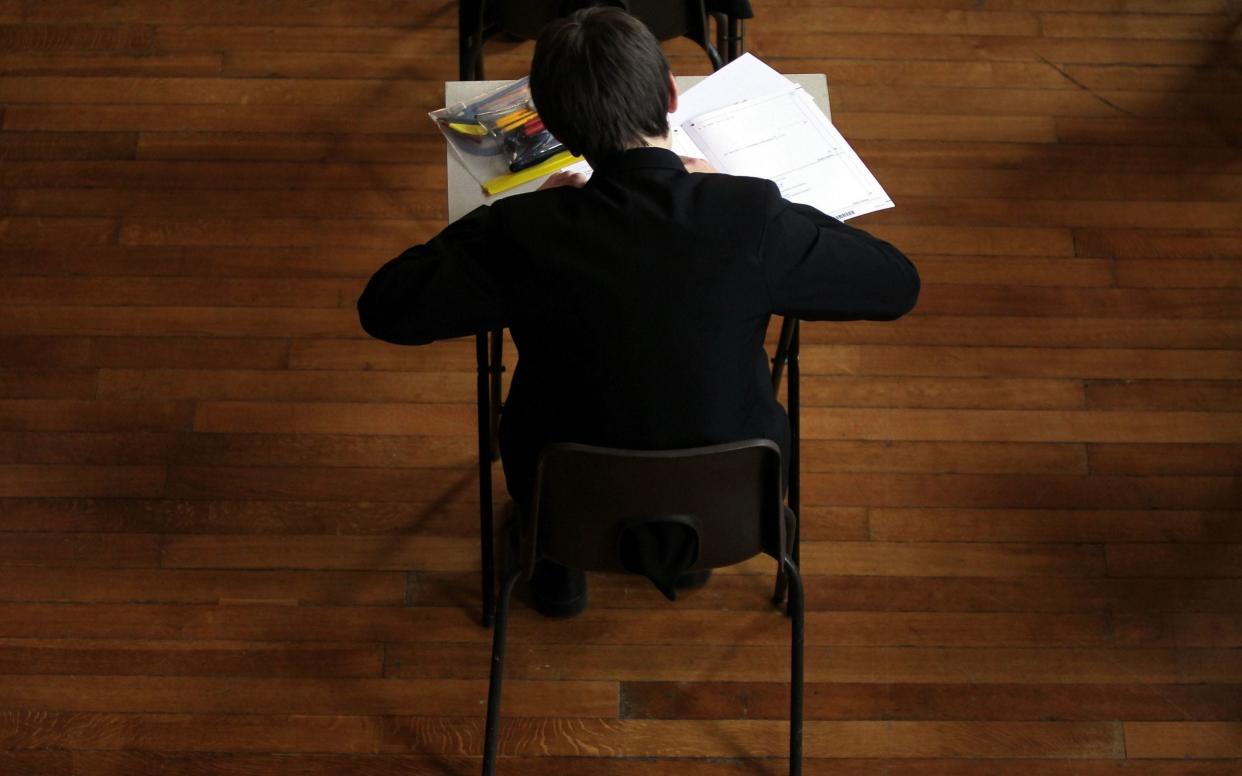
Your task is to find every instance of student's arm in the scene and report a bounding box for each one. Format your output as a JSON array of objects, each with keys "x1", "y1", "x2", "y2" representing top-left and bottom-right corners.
[
  {"x1": 357, "y1": 205, "x2": 506, "y2": 345},
  {"x1": 758, "y1": 182, "x2": 919, "y2": 321}
]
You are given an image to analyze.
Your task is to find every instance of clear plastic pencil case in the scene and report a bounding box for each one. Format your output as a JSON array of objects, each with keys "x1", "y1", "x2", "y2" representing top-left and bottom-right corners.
[{"x1": 432, "y1": 76, "x2": 569, "y2": 188}]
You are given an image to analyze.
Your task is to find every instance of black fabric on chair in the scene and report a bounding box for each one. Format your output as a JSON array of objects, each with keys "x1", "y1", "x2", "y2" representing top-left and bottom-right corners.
[
  {"x1": 617, "y1": 517, "x2": 699, "y2": 599},
  {"x1": 459, "y1": 0, "x2": 736, "y2": 80},
  {"x1": 481, "y1": 439, "x2": 804, "y2": 775}
]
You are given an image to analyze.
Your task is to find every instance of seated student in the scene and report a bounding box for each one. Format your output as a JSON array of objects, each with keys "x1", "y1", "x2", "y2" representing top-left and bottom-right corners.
[{"x1": 357, "y1": 7, "x2": 919, "y2": 618}]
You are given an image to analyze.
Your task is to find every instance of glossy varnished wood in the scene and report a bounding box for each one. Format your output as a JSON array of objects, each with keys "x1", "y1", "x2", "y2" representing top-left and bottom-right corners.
[{"x1": 0, "y1": 0, "x2": 1239, "y2": 773}]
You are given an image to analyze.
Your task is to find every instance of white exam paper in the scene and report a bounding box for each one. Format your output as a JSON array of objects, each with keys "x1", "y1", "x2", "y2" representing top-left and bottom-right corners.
[
  {"x1": 563, "y1": 54, "x2": 802, "y2": 180},
  {"x1": 558, "y1": 54, "x2": 893, "y2": 222},
  {"x1": 683, "y1": 87, "x2": 893, "y2": 221},
  {"x1": 669, "y1": 53, "x2": 797, "y2": 130}
]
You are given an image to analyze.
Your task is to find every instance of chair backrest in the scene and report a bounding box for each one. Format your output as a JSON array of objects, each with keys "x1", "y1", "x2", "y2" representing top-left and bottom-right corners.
[
  {"x1": 526, "y1": 439, "x2": 785, "y2": 575},
  {"x1": 495, "y1": 0, "x2": 710, "y2": 46}
]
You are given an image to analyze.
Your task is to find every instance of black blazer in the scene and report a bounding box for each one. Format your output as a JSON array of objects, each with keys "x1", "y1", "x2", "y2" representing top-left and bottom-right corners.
[{"x1": 358, "y1": 147, "x2": 919, "y2": 503}]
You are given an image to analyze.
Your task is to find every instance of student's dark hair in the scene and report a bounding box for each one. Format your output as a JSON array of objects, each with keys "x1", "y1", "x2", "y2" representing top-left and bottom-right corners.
[{"x1": 530, "y1": 6, "x2": 671, "y2": 164}]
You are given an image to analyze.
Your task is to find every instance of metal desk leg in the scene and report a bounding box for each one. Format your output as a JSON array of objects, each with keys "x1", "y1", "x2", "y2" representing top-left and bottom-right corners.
[
  {"x1": 772, "y1": 317, "x2": 795, "y2": 393},
  {"x1": 489, "y1": 329, "x2": 503, "y2": 462},
  {"x1": 475, "y1": 332, "x2": 495, "y2": 628},
  {"x1": 772, "y1": 317, "x2": 801, "y2": 555},
  {"x1": 461, "y1": 3, "x2": 494, "y2": 627}
]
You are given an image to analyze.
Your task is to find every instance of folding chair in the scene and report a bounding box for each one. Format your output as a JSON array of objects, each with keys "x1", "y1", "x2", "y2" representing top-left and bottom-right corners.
[{"x1": 482, "y1": 439, "x2": 804, "y2": 775}]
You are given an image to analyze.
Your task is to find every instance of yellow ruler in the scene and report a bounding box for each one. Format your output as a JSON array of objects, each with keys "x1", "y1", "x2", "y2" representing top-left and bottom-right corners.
[{"x1": 482, "y1": 151, "x2": 583, "y2": 197}]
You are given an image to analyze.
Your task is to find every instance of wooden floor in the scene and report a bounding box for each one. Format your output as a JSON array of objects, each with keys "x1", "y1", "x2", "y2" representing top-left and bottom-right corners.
[{"x1": 1, "y1": 0, "x2": 1240, "y2": 773}]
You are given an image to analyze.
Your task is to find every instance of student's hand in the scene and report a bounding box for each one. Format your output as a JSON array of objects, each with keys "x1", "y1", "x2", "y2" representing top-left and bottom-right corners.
[
  {"x1": 680, "y1": 156, "x2": 718, "y2": 174},
  {"x1": 538, "y1": 171, "x2": 588, "y2": 190}
]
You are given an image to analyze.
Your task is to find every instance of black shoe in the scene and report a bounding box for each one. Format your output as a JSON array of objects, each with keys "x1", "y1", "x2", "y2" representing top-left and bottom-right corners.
[
  {"x1": 529, "y1": 560, "x2": 587, "y2": 619},
  {"x1": 675, "y1": 569, "x2": 713, "y2": 590}
]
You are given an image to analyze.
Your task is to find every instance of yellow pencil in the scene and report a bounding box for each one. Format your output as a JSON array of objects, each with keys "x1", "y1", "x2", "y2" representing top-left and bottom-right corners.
[
  {"x1": 495, "y1": 107, "x2": 537, "y2": 131},
  {"x1": 482, "y1": 151, "x2": 582, "y2": 197}
]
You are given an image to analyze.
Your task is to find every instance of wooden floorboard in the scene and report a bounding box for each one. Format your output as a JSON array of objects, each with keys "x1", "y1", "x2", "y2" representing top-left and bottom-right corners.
[{"x1": 1, "y1": 0, "x2": 1239, "y2": 772}]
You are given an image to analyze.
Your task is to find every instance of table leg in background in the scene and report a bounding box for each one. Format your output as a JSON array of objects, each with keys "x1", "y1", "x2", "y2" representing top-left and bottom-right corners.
[{"x1": 475, "y1": 331, "x2": 495, "y2": 627}]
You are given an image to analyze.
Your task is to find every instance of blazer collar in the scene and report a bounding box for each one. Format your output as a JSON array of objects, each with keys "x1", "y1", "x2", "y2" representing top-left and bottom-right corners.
[{"x1": 590, "y1": 146, "x2": 686, "y2": 177}]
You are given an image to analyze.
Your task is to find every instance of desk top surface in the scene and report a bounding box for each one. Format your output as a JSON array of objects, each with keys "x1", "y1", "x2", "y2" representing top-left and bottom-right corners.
[{"x1": 446, "y1": 73, "x2": 829, "y2": 222}]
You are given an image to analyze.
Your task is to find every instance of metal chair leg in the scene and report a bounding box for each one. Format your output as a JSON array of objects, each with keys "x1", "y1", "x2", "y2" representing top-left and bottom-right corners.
[
  {"x1": 789, "y1": 510, "x2": 800, "y2": 619},
  {"x1": 482, "y1": 568, "x2": 521, "y2": 776},
  {"x1": 458, "y1": 0, "x2": 479, "y2": 81},
  {"x1": 783, "y1": 555, "x2": 804, "y2": 776},
  {"x1": 712, "y1": 12, "x2": 726, "y2": 63},
  {"x1": 727, "y1": 16, "x2": 744, "y2": 62},
  {"x1": 705, "y1": 42, "x2": 723, "y2": 71},
  {"x1": 773, "y1": 508, "x2": 797, "y2": 608}
]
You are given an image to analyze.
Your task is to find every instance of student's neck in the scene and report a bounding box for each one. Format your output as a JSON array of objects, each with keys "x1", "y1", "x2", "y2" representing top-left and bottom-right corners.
[{"x1": 638, "y1": 133, "x2": 673, "y2": 151}]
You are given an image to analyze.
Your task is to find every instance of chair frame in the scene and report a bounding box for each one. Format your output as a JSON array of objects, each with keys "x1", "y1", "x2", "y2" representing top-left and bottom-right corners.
[
  {"x1": 481, "y1": 439, "x2": 804, "y2": 776},
  {"x1": 459, "y1": 0, "x2": 732, "y2": 81}
]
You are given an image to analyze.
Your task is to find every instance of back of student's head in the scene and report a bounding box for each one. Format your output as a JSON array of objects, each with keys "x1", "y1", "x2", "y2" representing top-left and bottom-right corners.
[{"x1": 530, "y1": 6, "x2": 671, "y2": 164}]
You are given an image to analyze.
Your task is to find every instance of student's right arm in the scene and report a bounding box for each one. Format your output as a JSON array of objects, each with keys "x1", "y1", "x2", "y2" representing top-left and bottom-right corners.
[
  {"x1": 758, "y1": 181, "x2": 920, "y2": 321},
  {"x1": 357, "y1": 205, "x2": 506, "y2": 345}
]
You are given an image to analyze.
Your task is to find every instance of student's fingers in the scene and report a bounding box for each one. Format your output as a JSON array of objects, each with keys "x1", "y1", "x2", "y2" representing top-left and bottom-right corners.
[
  {"x1": 679, "y1": 156, "x2": 718, "y2": 174},
  {"x1": 538, "y1": 171, "x2": 588, "y2": 190}
]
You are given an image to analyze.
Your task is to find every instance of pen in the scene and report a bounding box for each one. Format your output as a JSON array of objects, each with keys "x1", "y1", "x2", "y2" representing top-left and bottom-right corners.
[{"x1": 509, "y1": 143, "x2": 564, "y2": 172}]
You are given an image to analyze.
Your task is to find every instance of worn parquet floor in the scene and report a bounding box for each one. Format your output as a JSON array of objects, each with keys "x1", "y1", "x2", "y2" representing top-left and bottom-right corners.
[{"x1": 1, "y1": 1, "x2": 1240, "y2": 774}]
